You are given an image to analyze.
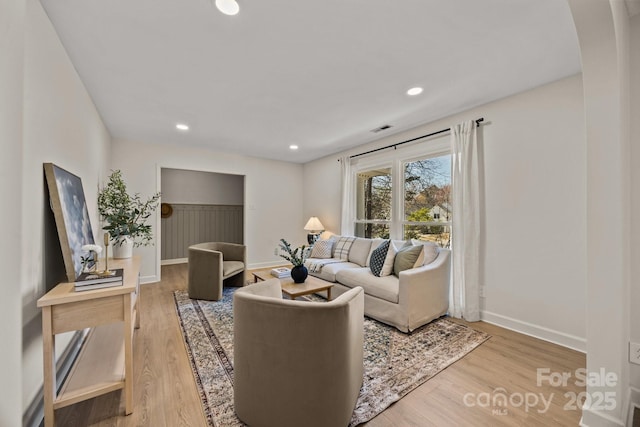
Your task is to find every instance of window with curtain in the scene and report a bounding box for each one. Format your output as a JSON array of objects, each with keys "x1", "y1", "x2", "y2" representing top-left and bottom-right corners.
[
  {"x1": 349, "y1": 144, "x2": 451, "y2": 247},
  {"x1": 354, "y1": 166, "x2": 392, "y2": 238}
]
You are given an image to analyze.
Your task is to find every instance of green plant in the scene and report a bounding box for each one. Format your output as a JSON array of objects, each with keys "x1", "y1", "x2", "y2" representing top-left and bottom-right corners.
[
  {"x1": 275, "y1": 238, "x2": 310, "y2": 267},
  {"x1": 98, "y1": 170, "x2": 161, "y2": 247}
]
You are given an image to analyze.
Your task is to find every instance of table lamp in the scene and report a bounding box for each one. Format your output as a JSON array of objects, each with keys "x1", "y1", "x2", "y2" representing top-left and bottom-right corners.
[{"x1": 304, "y1": 217, "x2": 324, "y2": 244}]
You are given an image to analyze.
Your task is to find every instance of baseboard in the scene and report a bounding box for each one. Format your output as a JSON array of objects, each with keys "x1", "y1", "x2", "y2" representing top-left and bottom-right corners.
[
  {"x1": 23, "y1": 330, "x2": 88, "y2": 427},
  {"x1": 626, "y1": 387, "x2": 640, "y2": 427},
  {"x1": 480, "y1": 310, "x2": 586, "y2": 353},
  {"x1": 161, "y1": 258, "x2": 187, "y2": 266},
  {"x1": 580, "y1": 405, "x2": 625, "y2": 427},
  {"x1": 247, "y1": 261, "x2": 290, "y2": 270},
  {"x1": 139, "y1": 274, "x2": 159, "y2": 284}
]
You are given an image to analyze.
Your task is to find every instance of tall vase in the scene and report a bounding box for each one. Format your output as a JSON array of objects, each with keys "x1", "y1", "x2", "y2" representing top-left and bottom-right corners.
[
  {"x1": 112, "y1": 236, "x2": 133, "y2": 259},
  {"x1": 290, "y1": 265, "x2": 308, "y2": 283}
]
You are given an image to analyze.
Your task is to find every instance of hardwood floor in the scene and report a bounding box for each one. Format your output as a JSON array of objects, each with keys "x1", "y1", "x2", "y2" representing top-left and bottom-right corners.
[{"x1": 56, "y1": 264, "x2": 585, "y2": 426}]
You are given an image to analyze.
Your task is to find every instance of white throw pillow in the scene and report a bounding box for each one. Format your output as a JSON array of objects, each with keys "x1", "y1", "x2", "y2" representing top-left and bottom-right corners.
[
  {"x1": 411, "y1": 239, "x2": 440, "y2": 266},
  {"x1": 309, "y1": 239, "x2": 334, "y2": 259}
]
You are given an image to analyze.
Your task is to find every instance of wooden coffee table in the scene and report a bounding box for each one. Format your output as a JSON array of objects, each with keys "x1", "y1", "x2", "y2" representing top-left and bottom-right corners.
[{"x1": 252, "y1": 268, "x2": 334, "y2": 301}]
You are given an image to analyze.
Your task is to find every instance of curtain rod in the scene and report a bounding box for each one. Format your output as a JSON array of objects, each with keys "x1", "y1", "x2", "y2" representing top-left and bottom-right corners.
[{"x1": 348, "y1": 117, "x2": 484, "y2": 160}]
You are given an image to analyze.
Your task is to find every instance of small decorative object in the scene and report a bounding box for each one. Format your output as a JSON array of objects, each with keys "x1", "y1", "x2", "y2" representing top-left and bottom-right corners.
[
  {"x1": 304, "y1": 216, "x2": 325, "y2": 245},
  {"x1": 94, "y1": 232, "x2": 115, "y2": 277},
  {"x1": 275, "y1": 239, "x2": 310, "y2": 283},
  {"x1": 80, "y1": 244, "x2": 102, "y2": 273},
  {"x1": 98, "y1": 170, "x2": 161, "y2": 258},
  {"x1": 160, "y1": 203, "x2": 173, "y2": 218}
]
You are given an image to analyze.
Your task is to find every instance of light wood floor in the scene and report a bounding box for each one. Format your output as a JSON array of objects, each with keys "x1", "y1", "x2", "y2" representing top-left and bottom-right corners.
[{"x1": 56, "y1": 264, "x2": 585, "y2": 426}]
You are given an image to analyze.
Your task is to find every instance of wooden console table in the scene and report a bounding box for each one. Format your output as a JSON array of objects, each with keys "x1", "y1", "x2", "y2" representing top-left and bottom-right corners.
[{"x1": 37, "y1": 256, "x2": 141, "y2": 427}]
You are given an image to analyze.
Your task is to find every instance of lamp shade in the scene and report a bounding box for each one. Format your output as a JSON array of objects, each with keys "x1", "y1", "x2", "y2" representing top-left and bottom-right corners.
[{"x1": 304, "y1": 217, "x2": 324, "y2": 232}]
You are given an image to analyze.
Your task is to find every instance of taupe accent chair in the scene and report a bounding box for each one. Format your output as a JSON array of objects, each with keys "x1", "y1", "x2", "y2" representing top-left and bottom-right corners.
[
  {"x1": 233, "y1": 279, "x2": 364, "y2": 427},
  {"x1": 187, "y1": 242, "x2": 246, "y2": 301}
]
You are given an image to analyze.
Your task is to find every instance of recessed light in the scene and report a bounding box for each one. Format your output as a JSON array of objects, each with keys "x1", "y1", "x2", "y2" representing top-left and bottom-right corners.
[
  {"x1": 407, "y1": 87, "x2": 423, "y2": 96},
  {"x1": 289, "y1": 145, "x2": 299, "y2": 150},
  {"x1": 215, "y1": 0, "x2": 239, "y2": 15},
  {"x1": 176, "y1": 123, "x2": 189, "y2": 131}
]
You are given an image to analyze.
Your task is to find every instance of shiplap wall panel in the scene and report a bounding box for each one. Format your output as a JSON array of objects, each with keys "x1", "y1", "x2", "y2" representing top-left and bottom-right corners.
[{"x1": 161, "y1": 204, "x2": 244, "y2": 260}]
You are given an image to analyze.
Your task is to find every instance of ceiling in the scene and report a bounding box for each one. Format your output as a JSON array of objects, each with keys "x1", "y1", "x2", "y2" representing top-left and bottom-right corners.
[{"x1": 40, "y1": 0, "x2": 581, "y2": 163}]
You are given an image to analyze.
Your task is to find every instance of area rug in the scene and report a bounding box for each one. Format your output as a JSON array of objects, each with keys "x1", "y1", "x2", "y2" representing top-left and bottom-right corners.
[{"x1": 173, "y1": 288, "x2": 490, "y2": 426}]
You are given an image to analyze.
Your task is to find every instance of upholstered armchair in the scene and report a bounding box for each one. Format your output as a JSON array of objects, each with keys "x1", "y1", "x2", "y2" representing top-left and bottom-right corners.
[
  {"x1": 187, "y1": 242, "x2": 246, "y2": 301},
  {"x1": 233, "y1": 279, "x2": 364, "y2": 427}
]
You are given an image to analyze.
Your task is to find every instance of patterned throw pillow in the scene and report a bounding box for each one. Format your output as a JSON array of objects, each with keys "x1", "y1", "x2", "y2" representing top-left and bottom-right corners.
[
  {"x1": 369, "y1": 240, "x2": 396, "y2": 277},
  {"x1": 333, "y1": 236, "x2": 356, "y2": 260},
  {"x1": 310, "y1": 239, "x2": 334, "y2": 259}
]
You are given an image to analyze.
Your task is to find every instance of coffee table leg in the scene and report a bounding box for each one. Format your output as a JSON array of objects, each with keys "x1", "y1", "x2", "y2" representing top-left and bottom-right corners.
[{"x1": 327, "y1": 288, "x2": 331, "y2": 301}]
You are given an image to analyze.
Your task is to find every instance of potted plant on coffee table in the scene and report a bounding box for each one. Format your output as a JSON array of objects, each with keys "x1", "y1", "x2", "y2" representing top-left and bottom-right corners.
[
  {"x1": 98, "y1": 170, "x2": 161, "y2": 258},
  {"x1": 275, "y1": 238, "x2": 310, "y2": 283}
]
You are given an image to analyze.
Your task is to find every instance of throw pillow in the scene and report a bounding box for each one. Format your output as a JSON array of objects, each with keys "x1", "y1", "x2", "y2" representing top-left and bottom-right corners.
[
  {"x1": 309, "y1": 239, "x2": 334, "y2": 259},
  {"x1": 393, "y1": 244, "x2": 423, "y2": 276},
  {"x1": 333, "y1": 236, "x2": 356, "y2": 261},
  {"x1": 411, "y1": 239, "x2": 440, "y2": 266},
  {"x1": 369, "y1": 240, "x2": 397, "y2": 277}
]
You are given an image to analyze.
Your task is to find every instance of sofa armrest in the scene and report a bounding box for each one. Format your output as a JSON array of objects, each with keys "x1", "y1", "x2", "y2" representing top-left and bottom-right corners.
[{"x1": 397, "y1": 249, "x2": 451, "y2": 328}]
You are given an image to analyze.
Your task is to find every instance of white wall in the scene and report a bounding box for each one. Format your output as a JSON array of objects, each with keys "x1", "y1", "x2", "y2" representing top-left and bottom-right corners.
[
  {"x1": 629, "y1": 7, "x2": 640, "y2": 419},
  {"x1": 21, "y1": 0, "x2": 112, "y2": 414},
  {"x1": 111, "y1": 139, "x2": 305, "y2": 280},
  {"x1": 161, "y1": 168, "x2": 244, "y2": 205},
  {"x1": 304, "y1": 74, "x2": 587, "y2": 351},
  {"x1": 0, "y1": 0, "x2": 26, "y2": 424}
]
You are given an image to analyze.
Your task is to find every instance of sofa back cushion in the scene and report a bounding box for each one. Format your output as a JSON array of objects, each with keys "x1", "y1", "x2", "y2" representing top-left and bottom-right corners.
[{"x1": 348, "y1": 238, "x2": 372, "y2": 267}]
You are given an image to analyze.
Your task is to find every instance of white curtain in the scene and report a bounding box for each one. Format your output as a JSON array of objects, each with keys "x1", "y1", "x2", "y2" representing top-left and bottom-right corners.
[
  {"x1": 450, "y1": 120, "x2": 480, "y2": 321},
  {"x1": 340, "y1": 156, "x2": 354, "y2": 235}
]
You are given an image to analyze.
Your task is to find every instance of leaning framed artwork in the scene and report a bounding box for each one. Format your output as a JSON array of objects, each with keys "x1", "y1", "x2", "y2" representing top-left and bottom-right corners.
[{"x1": 44, "y1": 163, "x2": 96, "y2": 282}]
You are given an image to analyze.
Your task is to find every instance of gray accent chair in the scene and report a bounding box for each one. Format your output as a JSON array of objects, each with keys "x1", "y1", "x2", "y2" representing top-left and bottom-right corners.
[
  {"x1": 187, "y1": 242, "x2": 246, "y2": 301},
  {"x1": 233, "y1": 279, "x2": 364, "y2": 427}
]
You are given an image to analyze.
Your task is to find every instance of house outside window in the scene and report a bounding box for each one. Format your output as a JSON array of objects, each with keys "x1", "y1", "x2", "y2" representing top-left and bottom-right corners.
[{"x1": 350, "y1": 139, "x2": 451, "y2": 247}]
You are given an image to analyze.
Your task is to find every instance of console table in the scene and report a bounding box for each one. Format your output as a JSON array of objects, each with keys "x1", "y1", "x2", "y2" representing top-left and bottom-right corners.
[{"x1": 37, "y1": 256, "x2": 141, "y2": 427}]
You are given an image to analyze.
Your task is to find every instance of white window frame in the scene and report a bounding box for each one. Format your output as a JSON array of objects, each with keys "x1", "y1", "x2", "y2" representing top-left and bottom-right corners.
[{"x1": 348, "y1": 137, "x2": 451, "y2": 241}]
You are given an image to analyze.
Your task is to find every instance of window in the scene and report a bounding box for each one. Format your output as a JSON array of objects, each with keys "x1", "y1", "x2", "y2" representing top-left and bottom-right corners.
[
  {"x1": 403, "y1": 155, "x2": 451, "y2": 248},
  {"x1": 354, "y1": 167, "x2": 391, "y2": 238},
  {"x1": 350, "y1": 144, "x2": 451, "y2": 247}
]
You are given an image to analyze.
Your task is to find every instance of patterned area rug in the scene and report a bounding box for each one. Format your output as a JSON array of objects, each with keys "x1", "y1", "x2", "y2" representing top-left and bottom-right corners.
[{"x1": 174, "y1": 288, "x2": 490, "y2": 426}]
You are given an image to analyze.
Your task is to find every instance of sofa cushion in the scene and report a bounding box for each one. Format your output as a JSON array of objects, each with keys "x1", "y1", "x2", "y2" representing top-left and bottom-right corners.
[
  {"x1": 336, "y1": 268, "x2": 399, "y2": 303},
  {"x1": 333, "y1": 236, "x2": 356, "y2": 260},
  {"x1": 310, "y1": 239, "x2": 334, "y2": 259},
  {"x1": 411, "y1": 239, "x2": 439, "y2": 266},
  {"x1": 393, "y1": 244, "x2": 423, "y2": 276},
  {"x1": 307, "y1": 259, "x2": 360, "y2": 282},
  {"x1": 348, "y1": 238, "x2": 372, "y2": 267},
  {"x1": 369, "y1": 240, "x2": 396, "y2": 277},
  {"x1": 222, "y1": 261, "x2": 245, "y2": 278}
]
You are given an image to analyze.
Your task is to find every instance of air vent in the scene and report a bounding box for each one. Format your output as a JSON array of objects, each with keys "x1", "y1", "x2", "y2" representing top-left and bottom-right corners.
[{"x1": 371, "y1": 124, "x2": 392, "y2": 133}]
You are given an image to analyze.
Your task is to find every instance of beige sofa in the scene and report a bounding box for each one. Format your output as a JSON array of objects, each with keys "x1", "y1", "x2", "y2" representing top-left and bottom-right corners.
[
  {"x1": 306, "y1": 237, "x2": 451, "y2": 332},
  {"x1": 233, "y1": 279, "x2": 364, "y2": 427}
]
